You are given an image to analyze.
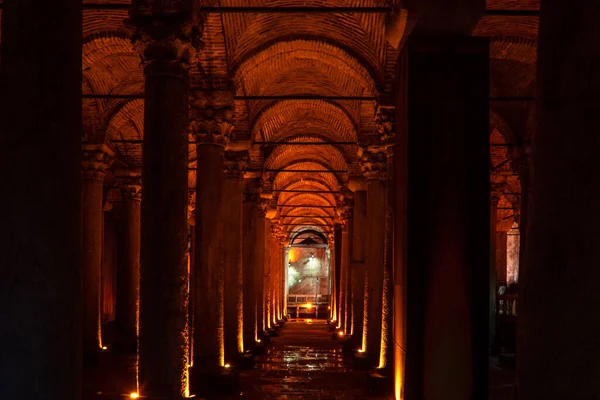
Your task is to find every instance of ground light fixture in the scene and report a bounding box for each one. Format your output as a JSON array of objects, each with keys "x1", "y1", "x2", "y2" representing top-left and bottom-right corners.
[{"x1": 129, "y1": 393, "x2": 139, "y2": 399}]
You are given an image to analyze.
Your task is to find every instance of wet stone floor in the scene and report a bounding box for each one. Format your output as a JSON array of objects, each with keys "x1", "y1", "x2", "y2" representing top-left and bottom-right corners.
[{"x1": 234, "y1": 320, "x2": 388, "y2": 400}]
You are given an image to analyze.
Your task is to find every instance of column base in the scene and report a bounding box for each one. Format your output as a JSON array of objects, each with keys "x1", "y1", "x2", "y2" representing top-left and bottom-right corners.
[
  {"x1": 258, "y1": 332, "x2": 272, "y2": 344},
  {"x1": 83, "y1": 348, "x2": 101, "y2": 367},
  {"x1": 351, "y1": 351, "x2": 371, "y2": 370},
  {"x1": 113, "y1": 339, "x2": 137, "y2": 354},
  {"x1": 342, "y1": 338, "x2": 361, "y2": 355},
  {"x1": 191, "y1": 366, "x2": 240, "y2": 396},
  {"x1": 266, "y1": 328, "x2": 279, "y2": 337},
  {"x1": 237, "y1": 351, "x2": 255, "y2": 369},
  {"x1": 252, "y1": 342, "x2": 267, "y2": 355},
  {"x1": 277, "y1": 320, "x2": 286, "y2": 327},
  {"x1": 366, "y1": 368, "x2": 394, "y2": 396}
]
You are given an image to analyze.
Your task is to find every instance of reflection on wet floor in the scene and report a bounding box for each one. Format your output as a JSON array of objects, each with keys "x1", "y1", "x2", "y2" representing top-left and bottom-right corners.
[
  {"x1": 258, "y1": 347, "x2": 346, "y2": 371},
  {"x1": 235, "y1": 320, "x2": 385, "y2": 400}
]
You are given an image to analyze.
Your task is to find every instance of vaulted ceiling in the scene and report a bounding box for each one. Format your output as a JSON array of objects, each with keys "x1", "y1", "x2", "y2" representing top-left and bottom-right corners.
[{"x1": 1, "y1": 0, "x2": 539, "y2": 237}]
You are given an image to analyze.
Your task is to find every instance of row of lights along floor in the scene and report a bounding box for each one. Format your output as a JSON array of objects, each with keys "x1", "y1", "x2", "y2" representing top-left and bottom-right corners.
[{"x1": 231, "y1": 319, "x2": 390, "y2": 400}]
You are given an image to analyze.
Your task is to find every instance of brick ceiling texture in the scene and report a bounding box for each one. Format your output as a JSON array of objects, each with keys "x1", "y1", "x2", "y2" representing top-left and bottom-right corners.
[{"x1": 0, "y1": 0, "x2": 538, "y2": 236}]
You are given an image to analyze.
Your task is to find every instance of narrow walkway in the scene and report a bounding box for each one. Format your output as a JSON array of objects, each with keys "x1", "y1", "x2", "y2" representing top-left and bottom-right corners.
[{"x1": 237, "y1": 320, "x2": 386, "y2": 400}]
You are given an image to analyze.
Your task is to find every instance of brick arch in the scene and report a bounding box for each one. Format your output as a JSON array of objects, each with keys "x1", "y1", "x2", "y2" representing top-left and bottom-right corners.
[
  {"x1": 473, "y1": 16, "x2": 538, "y2": 41},
  {"x1": 264, "y1": 145, "x2": 349, "y2": 175},
  {"x1": 253, "y1": 100, "x2": 358, "y2": 144},
  {"x1": 83, "y1": 9, "x2": 129, "y2": 41},
  {"x1": 227, "y1": 0, "x2": 387, "y2": 77},
  {"x1": 83, "y1": 35, "x2": 144, "y2": 142},
  {"x1": 105, "y1": 99, "x2": 144, "y2": 166},
  {"x1": 235, "y1": 40, "x2": 377, "y2": 100},
  {"x1": 271, "y1": 164, "x2": 342, "y2": 197},
  {"x1": 282, "y1": 206, "x2": 336, "y2": 220},
  {"x1": 279, "y1": 191, "x2": 336, "y2": 209},
  {"x1": 278, "y1": 177, "x2": 338, "y2": 192}
]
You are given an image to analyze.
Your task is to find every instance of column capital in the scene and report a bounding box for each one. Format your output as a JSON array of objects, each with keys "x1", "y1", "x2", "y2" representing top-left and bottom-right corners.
[
  {"x1": 243, "y1": 178, "x2": 261, "y2": 203},
  {"x1": 190, "y1": 90, "x2": 235, "y2": 146},
  {"x1": 224, "y1": 151, "x2": 248, "y2": 179},
  {"x1": 359, "y1": 146, "x2": 387, "y2": 181},
  {"x1": 509, "y1": 143, "x2": 532, "y2": 181},
  {"x1": 120, "y1": 177, "x2": 143, "y2": 202},
  {"x1": 375, "y1": 105, "x2": 396, "y2": 143},
  {"x1": 82, "y1": 144, "x2": 115, "y2": 181},
  {"x1": 491, "y1": 182, "x2": 508, "y2": 203},
  {"x1": 125, "y1": 1, "x2": 204, "y2": 75}
]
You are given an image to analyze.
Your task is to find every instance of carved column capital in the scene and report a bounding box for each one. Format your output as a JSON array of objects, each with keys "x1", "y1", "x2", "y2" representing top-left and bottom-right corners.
[
  {"x1": 360, "y1": 146, "x2": 387, "y2": 181},
  {"x1": 190, "y1": 90, "x2": 235, "y2": 146},
  {"x1": 243, "y1": 179, "x2": 261, "y2": 203},
  {"x1": 223, "y1": 151, "x2": 248, "y2": 179},
  {"x1": 125, "y1": 1, "x2": 204, "y2": 75},
  {"x1": 491, "y1": 182, "x2": 508, "y2": 203},
  {"x1": 509, "y1": 144, "x2": 532, "y2": 181},
  {"x1": 82, "y1": 144, "x2": 115, "y2": 181},
  {"x1": 119, "y1": 176, "x2": 143, "y2": 202},
  {"x1": 375, "y1": 105, "x2": 396, "y2": 142}
]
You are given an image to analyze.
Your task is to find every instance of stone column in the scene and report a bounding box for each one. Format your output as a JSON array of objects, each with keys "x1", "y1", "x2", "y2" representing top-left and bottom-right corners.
[
  {"x1": 340, "y1": 192, "x2": 354, "y2": 335},
  {"x1": 338, "y1": 220, "x2": 348, "y2": 332},
  {"x1": 398, "y1": 37, "x2": 490, "y2": 400},
  {"x1": 190, "y1": 90, "x2": 233, "y2": 372},
  {"x1": 0, "y1": 0, "x2": 82, "y2": 396},
  {"x1": 519, "y1": 2, "x2": 600, "y2": 397},
  {"x1": 263, "y1": 217, "x2": 272, "y2": 332},
  {"x1": 256, "y1": 210, "x2": 266, "y2": 333},
  {"x1": 126, "y1": 3, "x2": 199, "y2": 397},
  {"x1": 489, "y1": 191, "x2": 500, "y2": 347},
  {"x1": 82, "y1": 144, "x2": 114, "y2": 361},
  {"x1": 377, "y1": 106, "x2": 396, "y2": 372},
  {"x1": 350, "y1": 187, "x2": 367, "y2": 346},
  {"x1": 361, "y1": 147, "x2": 387, "y2": 367},
  {"x1": 329, "y1": 232, "x2": 337, "y2": 322},
  {"x1": 222, "y1": 152, "x2": 247, "y2": 362},
  {"x1": 496, "y1": 231, "x2": 508, "y2": 286},
  {"x1": 116, "y1": 173, "x2": 142, "y2": 353},
  {"x1": 242, "y1": 181, "x2": 260, "y2": 348}
]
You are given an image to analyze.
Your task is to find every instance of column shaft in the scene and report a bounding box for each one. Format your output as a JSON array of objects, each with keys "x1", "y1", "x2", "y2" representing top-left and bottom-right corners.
[
  {"x1": 520, "y1": 2, "x2": 600, "y2": 396},
  {"x1": 262, "y1": 219, "x2": 271, "y2": 332},
  {"x1": 82, "y1": 174, "x2": 107, "y2": 357},
  {"x1": 117, "y1": 183, "x2": 142, "y2": 351},
  {"x1": 194, "y1": 144, "x2": 225, "y2": 370},
  {"x1": 223, "y1": 171, "x2": 244, "y2": 362},
  {"x1": 242, "y1": 197, "x2": 259, "y2": 348},
  {"x1": 496, "y1": 231, "x2": 508, "y2": 285},
  {"x1": 343, "y1": 213, "x2": 354, "y2": 335},
  {"x1": 340, "y1": 225, "x2": 350, "y2": 332},
  {"x1": 138, "y1": 63, "x2": 190, "y2": 399},
  {"x1": 490, "y1": 198, "x2": 498, "y2": 346},
  {"x1": 380, "y1": 147, "x2": 395, "y2": 371},
  {"x1": 351, "y1": 190, "x2": 367, "y2": 346},
  {"x1": 400, "y1": 37, "x2": 490, "y2": 400},
  {"x1": 365, "y1": 177, "x2": 386, "y2": 366},
  {"x1": 0, "y1": 0, "x2": 82, "y2": 397}
]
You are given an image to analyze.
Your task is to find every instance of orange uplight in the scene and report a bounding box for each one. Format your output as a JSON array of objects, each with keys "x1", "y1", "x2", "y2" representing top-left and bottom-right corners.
[
  {"x1": 101, "y1": 346, "x2": 108, "y2": 350},
  {"x1": 256, "y1": 339, "x2": 262, "y2": 343},
  {"x1": 338, "y1": 331, "x2": 344, "y2": 337},
  {"x1": 224, "y1": 363, "x2": 231, "y2": 369},
  {"x1": 129, "y1": 393, "x2": 140, "y2": 399},
  {"x1": 358, "y1": 349, "x2": 364, "y2": 353},
  {"x1": 306, "y1": 319, "x2": 313, "y2": 323},
  {"x1": 305, "y1": 303, "x2": 313, "y2": 309}
]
